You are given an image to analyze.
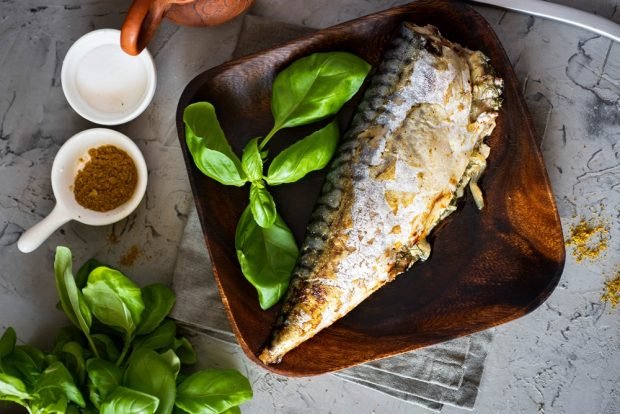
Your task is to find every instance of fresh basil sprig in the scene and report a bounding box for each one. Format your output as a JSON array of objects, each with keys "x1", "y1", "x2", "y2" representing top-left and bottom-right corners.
[
  {"x1": 184, "y1": 51, "x2": 371, "y2": 309},
  {"x1": 0, "y1": 247, "x2": 253, "y2": 413}
]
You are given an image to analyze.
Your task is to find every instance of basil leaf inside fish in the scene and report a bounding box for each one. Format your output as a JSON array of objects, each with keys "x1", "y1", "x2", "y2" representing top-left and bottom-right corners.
[
  {"x1": 184, "y1": 102, "x2": 247, "y2": 187},
  {"x1": 235, "y1": 206, "x2": 298, "y2": 310},
  {"x1": 262, "y1": 52, "x2": 370, "y2": 147},
  {"x1": 249, "y1": 183, "x2": 277, "y2": 228},
  {"x1": 266, "y1": 120, "x2": 339, "y2": 185}
]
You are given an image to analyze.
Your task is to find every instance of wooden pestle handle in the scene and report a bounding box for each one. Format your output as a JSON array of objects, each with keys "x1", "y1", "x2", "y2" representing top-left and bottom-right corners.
[{"x1": 121, "y1": 0, "x2": 172, "y2": 56}]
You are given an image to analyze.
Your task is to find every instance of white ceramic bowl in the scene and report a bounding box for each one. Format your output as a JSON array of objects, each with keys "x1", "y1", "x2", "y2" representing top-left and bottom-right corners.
[
  {"x1": 61, "y1": 29, "x2": 156, "y2": 125},
  {"x1": 17, "y1": 128, "x2": 148, "y2": 253}
]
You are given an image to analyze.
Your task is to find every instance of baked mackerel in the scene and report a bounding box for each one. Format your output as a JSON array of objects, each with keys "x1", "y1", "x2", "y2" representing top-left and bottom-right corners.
[{"x1": 259, "y1": 23, "x2": 503, "y2": 365}]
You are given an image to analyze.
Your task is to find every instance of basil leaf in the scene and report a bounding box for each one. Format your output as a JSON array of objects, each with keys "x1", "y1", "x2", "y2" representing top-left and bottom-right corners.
[
  {"x1": 124, "y1": 350, "x2": 176, "y2": 414},
  {"x1": 91, "y1": 334, "x2": 121, "y2": 362},
  {"x1": 82, "y1": 267, "x2": 145, "y2": 337},
  {"x1": 158, "y1": 350, "x2": 181, "y2": 380},
  {"x1": 221, "y1": 406, "x2": 242, "y2": 414},
  {"x1": 184, "y1": 102, "x2": 247, "y2": 187},
  {"x1": 175, "y1": 369, "x2": 252, "y2": 414},
  {"x1": 241, "y1": 137, "x2": 264, "y2": 182},
  {"x1": 172, "y1": 337, "x2": 197, "y2": 365},
  {"x1": 0, "y1": 373, "x2": 30, "y2": 400},
  {"x1": 0, "y1": 327, "x2": 16, "y2": 359},
  {"x1": 75, "y1": 258, "x2": 106, "y2": 290},
  {"x1": 44, "y1": 353, "x2": 59, "y2": 368},
  {"x1": 3, "y1": 346, "x2": 45, "y2": 388},
  {"x1": 66, "y1": 403, "x2": 82, "y2": 414},
  {"x1": 52, "y1": 327, "x2": 86, "y2": 356},
  {"x1": 185, "y1": 102, "x2": 241, "y2": 164},
  {"x1": 30, "y1": 388, "x2": 67, "y2": 413},
  {"x1": 266, "y1": 120, "x2": 339, "y2": 185},
  {"x1": 65, "y1": 403, "x2": 82, "y2": 414},
  {"x1": 249, "y1": 183, "x2": 277, "y2": 228},
  {"x1": 34, "y1": 361, "x2": 85, "y2": 408},
  {"x1": 136, "y1": 284, "x2": 176, "y2": 336},
  {"x1": 190, "y1": 150, "x2": 247, "y2": 188},
  {"x1": 59, "y1": 342, "x2": 86, "y2": 386},
  {"x1": 235, "y1": 206, "x2": 298, "y2": 310},
  {"x1": 175, "y1": 374, "x2": 188, "y2": 388},
  {"x1": 86, "y1": 358, "x2": 121, "y2": 400},
  {"x1": 16, "y1": 345, "x2": 45, "y2": 370},
  {"x1": 101, "y1": 386, "x2": 159, "y2": 414},
  {"x1": 89, "y1": 379, "x2": 103, "y2": 410},
  {"x1": 132, "y1": 320, "x2": 176, "y2": 356},
  {"x1": 270, "y1": 52, "x2": 371, "y2": 131},
  {"x1": 54, "y1": 247, "x2": 93, "y2": 336}
]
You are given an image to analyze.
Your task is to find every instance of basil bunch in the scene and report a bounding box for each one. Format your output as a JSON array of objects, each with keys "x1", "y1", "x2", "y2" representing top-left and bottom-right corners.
[
  {"x1": 184, "y1": 52, "x2": 371, "y2": 310},
  {"x1": 0, "y1": 247, "x2": 252, "y2": 414}
]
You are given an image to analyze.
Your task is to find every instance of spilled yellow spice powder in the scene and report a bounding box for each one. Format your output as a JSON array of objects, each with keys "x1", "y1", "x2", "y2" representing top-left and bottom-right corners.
[
  {"x1": 565, "y1": 218, "x2": 609, "y2": 262},
  {"x1": 601, "y1": 270, "x2": 620, "y2": 309}
]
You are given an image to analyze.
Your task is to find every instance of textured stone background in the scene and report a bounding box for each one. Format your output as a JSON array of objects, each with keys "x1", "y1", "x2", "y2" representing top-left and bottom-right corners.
[{"x1": 0, "y1": 1, "x2": 618, "y2": 413}]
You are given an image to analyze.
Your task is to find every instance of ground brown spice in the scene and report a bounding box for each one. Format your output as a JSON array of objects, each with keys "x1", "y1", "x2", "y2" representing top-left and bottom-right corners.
[
  {"x1": 74, "y1": 145, "x2": 137, "y2": 212},
  {"x1": 108, "y1": 232, "x2": 119, "y2": 245},
  {"x1": 565, "y1": 218, "x2": 609, "y2": 262},
  {"x1": 120, "y1": 245, "x2": 141, "y2": 267},
  {"x1": 601, "y1": 269, "x2": 620, "y2": 309}
]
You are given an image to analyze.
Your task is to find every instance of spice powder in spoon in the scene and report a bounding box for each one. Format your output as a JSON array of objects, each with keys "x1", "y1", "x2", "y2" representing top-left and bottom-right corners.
[{"x1": 73, "y1": 145, "x2": 138, "y2": 212}]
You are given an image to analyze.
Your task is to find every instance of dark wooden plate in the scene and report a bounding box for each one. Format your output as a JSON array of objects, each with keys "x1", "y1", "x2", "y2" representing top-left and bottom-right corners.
[{"x1": 176, "y1": 0, "x2": 565, "y2": 376}]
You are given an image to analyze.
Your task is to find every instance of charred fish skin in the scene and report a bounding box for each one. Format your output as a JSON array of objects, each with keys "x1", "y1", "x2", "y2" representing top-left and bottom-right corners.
[{"x1": 259, "y1": 23, "x2": 503, "y2": 365}]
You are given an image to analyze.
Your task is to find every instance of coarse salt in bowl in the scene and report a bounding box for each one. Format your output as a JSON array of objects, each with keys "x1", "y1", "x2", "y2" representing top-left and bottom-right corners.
[{"x1": 61, "y1": 29, "x2": 156, "y2": 125}]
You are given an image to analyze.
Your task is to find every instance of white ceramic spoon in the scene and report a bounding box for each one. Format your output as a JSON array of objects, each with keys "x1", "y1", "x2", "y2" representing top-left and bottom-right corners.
[
  {"x1": 470, "y1": 0, "x2": 620, "y2": 43},
  {"x1": 17, "y1": 128, "x2": 148, "y2": 253}
]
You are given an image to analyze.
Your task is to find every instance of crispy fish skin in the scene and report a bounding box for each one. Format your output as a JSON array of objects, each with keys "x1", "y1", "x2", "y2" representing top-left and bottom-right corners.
[{"x1": 259, "y1": 23, "x2": 503, "y2": 365}]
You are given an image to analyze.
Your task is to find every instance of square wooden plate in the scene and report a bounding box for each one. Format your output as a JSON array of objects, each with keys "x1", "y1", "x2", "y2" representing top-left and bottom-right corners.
[{"x1": 175, "y1": 0, "x2": 565, "y2": 376}]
